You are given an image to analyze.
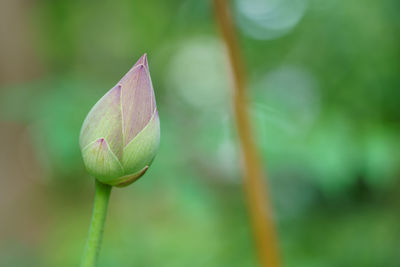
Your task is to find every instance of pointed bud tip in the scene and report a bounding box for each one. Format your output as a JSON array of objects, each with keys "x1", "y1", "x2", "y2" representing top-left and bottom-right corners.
[{"x1": 133, "y1": 53, "x2": 148, "y2": 69}]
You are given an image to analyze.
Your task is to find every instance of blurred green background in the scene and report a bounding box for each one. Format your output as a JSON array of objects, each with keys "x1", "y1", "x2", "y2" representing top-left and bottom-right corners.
[{"x1": 1, "y1": 0, "x2": 400, "y2": 266}]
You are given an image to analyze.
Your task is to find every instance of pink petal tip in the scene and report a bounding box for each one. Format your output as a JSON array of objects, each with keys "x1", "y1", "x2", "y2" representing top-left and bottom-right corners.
[{"x1": 133, "y1": 53, "x2": 148, "y2": 69}]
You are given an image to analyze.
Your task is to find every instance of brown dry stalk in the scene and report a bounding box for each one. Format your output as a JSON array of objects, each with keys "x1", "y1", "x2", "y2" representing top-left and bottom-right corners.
[{"x1": 212, "y1": 0, "x2": 281, "y2": 266}]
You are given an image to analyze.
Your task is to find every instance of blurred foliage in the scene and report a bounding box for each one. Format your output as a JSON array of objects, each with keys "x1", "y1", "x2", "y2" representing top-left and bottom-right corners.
[{"x1": 1, "y1": 0, "x2": 400, "y2": 266}]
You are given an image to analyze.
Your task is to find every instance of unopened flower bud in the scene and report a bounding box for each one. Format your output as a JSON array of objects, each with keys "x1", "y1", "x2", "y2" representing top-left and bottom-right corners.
[{"x1": 80, "y1": 54, "x2": 160, "y2": 187}]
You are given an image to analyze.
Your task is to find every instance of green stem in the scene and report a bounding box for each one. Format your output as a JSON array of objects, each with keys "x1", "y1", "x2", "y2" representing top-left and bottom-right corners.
[{"x1": 81, "y1": 180, "x2": 112, "y2": 267}]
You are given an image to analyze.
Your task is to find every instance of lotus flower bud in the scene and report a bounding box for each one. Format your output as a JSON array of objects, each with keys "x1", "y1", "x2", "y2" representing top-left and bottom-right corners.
[{"x1": 80, "y1": 54, "x2": 160, "y2": 187}]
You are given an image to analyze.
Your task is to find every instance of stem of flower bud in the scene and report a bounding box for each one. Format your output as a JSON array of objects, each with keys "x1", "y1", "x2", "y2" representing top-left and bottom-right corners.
[{"x1": 81, "y1": 180, "x2": 112, "y2": 267}]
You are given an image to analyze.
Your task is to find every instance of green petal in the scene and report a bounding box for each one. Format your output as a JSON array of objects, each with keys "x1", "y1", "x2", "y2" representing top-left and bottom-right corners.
[
  {"x1": 121, "y1": 111, "x2": 160, "y2": 174},
  {"x1": 108, "y1": 166, "x2": 149, "y2": 187},
  {"x1": 82, "y1": 138, "x2": 124, "y2": 184},
  {"x1": 80, "y1": 85, "x2": 123, "y2": 159}
]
